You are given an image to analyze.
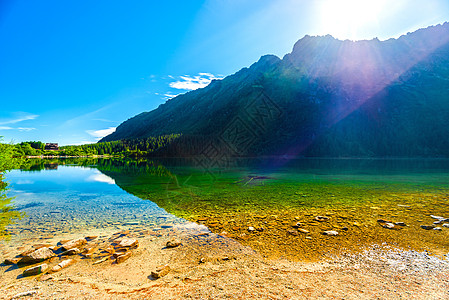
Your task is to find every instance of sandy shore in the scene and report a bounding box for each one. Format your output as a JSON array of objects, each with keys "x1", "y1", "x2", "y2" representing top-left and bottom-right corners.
[{"x1": 1, "y1": 225, "x2": 448, "y2": 300}]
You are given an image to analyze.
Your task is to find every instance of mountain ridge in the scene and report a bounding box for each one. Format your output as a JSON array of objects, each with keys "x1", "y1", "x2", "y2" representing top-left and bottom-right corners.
[{"x1": 101, "y1": 22, "x2": 449, "y2": 157}]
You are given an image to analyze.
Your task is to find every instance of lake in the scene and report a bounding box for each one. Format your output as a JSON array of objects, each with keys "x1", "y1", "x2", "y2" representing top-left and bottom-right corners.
[{"x1": 1, "y1": 157, "x2": 449, "y2": 261}]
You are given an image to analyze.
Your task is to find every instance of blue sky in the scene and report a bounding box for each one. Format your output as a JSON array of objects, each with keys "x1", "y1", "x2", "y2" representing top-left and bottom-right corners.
[{"x1": 1, "y1": 0, "x2": 448, "y2": 145}]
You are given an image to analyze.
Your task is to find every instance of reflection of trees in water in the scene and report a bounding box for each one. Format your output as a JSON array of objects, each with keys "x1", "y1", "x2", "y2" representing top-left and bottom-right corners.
[{"x1": 0, "y1": 142, "x2": 25, "y2": 240}]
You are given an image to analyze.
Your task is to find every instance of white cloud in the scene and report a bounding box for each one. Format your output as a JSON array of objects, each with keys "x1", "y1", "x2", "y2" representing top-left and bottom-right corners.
[
  {"x1": 87, "y1": 171, "x2": 115, "y2": 185},
  {"x1": 0, "y1": 126, "x2": 35, "y2": 131},
  {"x1": 0, "y1": 113, "x2": 39, "y2": 125},
  {"x1": 69, "y1": 140, "x2": 96, "y2": 146},
  {"x1": 86, "y1": 127, "x2": 116, "y2": 140},
  {"x1": 163, "y1": 92, "x2": 183, "y2": 100},
  {"x1": 17, "y1": 127, "x2": 36, "y2": 131},
  {"x1": 169, "y1": 73, "x2": 223, "y2": 91}
]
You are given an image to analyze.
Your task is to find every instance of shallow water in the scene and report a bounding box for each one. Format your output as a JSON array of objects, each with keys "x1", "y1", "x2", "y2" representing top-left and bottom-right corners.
[{"x1": 1, "y1": 158, "x2": 449, "y2": 261}]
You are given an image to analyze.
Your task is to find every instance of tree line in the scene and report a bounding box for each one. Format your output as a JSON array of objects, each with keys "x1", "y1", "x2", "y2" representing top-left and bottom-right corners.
[{"x1": 4, "y1": 134, "x2": 182, "y2": 158}]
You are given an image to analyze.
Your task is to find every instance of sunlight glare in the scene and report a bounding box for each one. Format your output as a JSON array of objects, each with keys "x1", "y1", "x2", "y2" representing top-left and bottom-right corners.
[{"x1": 319, "y1": 0, "x2": 388, "y2": 40}]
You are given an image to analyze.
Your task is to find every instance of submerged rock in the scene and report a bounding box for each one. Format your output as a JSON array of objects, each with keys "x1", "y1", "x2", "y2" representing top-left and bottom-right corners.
[
  {"x1": 382, "y1": 222, "x2": 395, "y2": 229},
  {"x1": 287, "y1": 230, "x2": 299, "y2": 236},
  {"x1": 151, "y1": 265, "x2": 170, "y2": 279},
  {"x1": 51, "y1": 259, "x2": 74, "y2": 272},
  {"x1": 315, "y1": 216, "x2": 329, "y2": 222},
  {"x1": 61, "y1": 238, "x2": 86, "y2": 251},
  {"x1": 248, "y1": 227, "x2": 256, "y2": 232},
  {"x1": 4, "y1": 257, "x2": 21, "y2": 265},
  {"x1": 19, "y1": 247, "x2": 55, "y2": 265},
  {"x1": 421, "y1": 225, "x2": 435, "y2": 230},
  {"x1": 322, "y1": 230, "x2": 339, "y2": 236},
  {"x1": 23, "y1": 263, "x2": 48, "y2": 277},
  {"x1": 119, "y1": 238, "x2": 139, "y2": 248},
  {"x1": 116, "y1": 251, "x2": 132, "y2": 263},
  {"x1": 166, "y1": 239, "x2": 181, "y2": 248},
  {"x1": 60, "y1": 248, "x2": 81, "y2": 256}
]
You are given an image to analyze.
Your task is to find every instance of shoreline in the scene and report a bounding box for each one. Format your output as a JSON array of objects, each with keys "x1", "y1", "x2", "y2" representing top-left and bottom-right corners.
[{"x1": 1, "y1": 225, "x2": 448, "y2": 299}]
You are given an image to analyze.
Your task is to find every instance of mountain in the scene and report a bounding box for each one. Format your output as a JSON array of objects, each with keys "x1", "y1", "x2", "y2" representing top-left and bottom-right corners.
[{"x1": 101, "y1": 23, "x2": 449, "y2": 157}]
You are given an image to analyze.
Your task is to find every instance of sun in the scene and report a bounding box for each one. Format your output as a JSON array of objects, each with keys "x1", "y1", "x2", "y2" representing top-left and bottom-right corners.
[{"x1": 318, "y1": 0, "x2": 387, "y2": 40}]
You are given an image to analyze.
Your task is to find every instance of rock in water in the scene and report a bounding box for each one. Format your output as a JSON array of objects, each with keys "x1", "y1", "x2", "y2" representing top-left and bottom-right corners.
[
  {"x1": 166, "y1": 239, "x2": 181, "y2": 248},
  {"x1": 382, "y1": 222, "x2": 395, "y2": 229},
  {"x1": 315, "y1": 216, "x2": 329, "y2": 222},
  {"x1": 421, "y1": 225, "x2": 435, "y2": 230},
  {"x1": 51, "y1": 259, "x2": 74, "y2": 272},
  {"x1": 61, "y1": 238, "x2": 86, "y2": 251},
  {"x1": 248, "y1": 226, "x2": 256, "y2": 232},
  {"x1": 322, "y1": 230, "x2": 339, "y2": 236},
  {"x1": 118, "y1": 238, "x2": 139, "y2": 248},
  {"x1": 23, "y1": 263, "x2": 48, "y2": 276},
  {"x1": 287, "y1": 230, "x2": 299, "y2": 236},
  {"x1": 151, "y1": 265, "x2": 170, "y2": 279},
  {"x1": 19, "y1": 247, "x2": 55, "y2": 265},
  {"x1": 60, "y1": 248, "x2": 80, "y2": 256},
  {"x1": 4, "y1": 257, "x2": 21, "y2": 265},
  {"x1": 116, "y1": 251, "x2": 132, "y2": 263}
]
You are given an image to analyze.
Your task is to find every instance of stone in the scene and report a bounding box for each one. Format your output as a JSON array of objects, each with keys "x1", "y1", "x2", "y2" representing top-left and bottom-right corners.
[
  {"x1": 61, "y1": 238, "x2": 86, "y2": 251},
  {"x1": 298, "y1": 228, "x2": 309, "y2": 234},
  {"x1": 381, "y1": 222, "x2": 395, "y2": 229},
  {"x1": 166, "y1": 239, "x2": 181, "y2": 248},
  {"x1": 11, "y1": 290, "x2": 38, "y2": 299},
  {"x1": 421, "y1": 225, "x2": 435, "y2": 230},
  {"x1": 51, "y1": 259, "x2": 74, "y2": 272},
  {"x1": 19, "y1": 249, "x2": 35, "y2": 257},
  {"x1": 119, "y1": 238, "x2": 139, "y2": 248},
  {"x1": 322, "y1": 230, "x2": 339, "y2": 236},
  {"x1": 92, "y1": 257, "x2": 109, "y2": 265},
  {"x1": 60, "y1": 248, "x2": 80, "y2": 256},
  {"x1": 38, "y1": 274, "x2": 53, "y2": 281},
  {"x1": 151, "y1": 265, "x2": 170, "y2": 279},
  {"x1": 4, "y1": 257, "x2": 21, "y2": 265},
  {"x1": 292, "y1": 222, "x2": 302, "y2": 228},
  {"x1": 430, "y1": 215, "x2": 445, "y2": 220},
  {"x1": 23, "y1": 263, "x2": 48, "y2": 277},
  {"x1": 19, "y1": 247, "x2": 55, "y2": 265},
  {"x1": 287, "y1": 230, "x2": 299, "y2": 236},
  {"x1": 85, "y1": 236, "x2": 98, "y2": 241},
  {"x1": 443, "y1": 224, "x2": 449, "y2": 228},
  {"x1": 394, "y1": 222, "x2": 407, "y2": 226},
  {"x1": 248, "y1": 227, "x2": 256, "y2": 232},
  {"x1": 315, "y1": 216, "x2": 329, "y2": 222},
  {"x1": 116, "y1": 251, "x2": 132, "y2": 263},
  {"x1": 433, "y1": 227, "x2": 442, "y2": 231}
]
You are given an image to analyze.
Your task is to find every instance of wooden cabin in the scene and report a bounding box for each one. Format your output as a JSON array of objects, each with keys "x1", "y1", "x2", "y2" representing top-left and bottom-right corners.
[{"x1": 45, "y1": 143, "x2": 59, "y2": 151}]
